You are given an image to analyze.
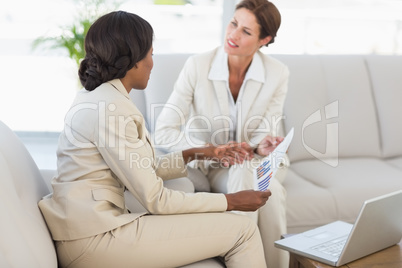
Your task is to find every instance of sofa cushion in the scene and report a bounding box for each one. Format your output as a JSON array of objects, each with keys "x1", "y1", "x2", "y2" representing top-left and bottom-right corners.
[
  {"x1": 140, "y1": 53, "x2": 191, "y2": 135},
  {"x1": 275, "y1": 55, "x2": 331, "y2": 163},
  {"x1": 287, "y1": 158, "x2": 402, "y2": 233},
  {"x1": 275, "y1": 55, "x2": 382, "y2": 164},
  {"x1": 0, "y1": 121, "x2": 57, "y2": 268},
  {"x1": 366, "y1": 55, "x2": 402, "y2": 158},
  {"x1": 387, "y1": 156, "x2": 402, "y2": 171},
  {"x1": 283, "y1": 168, "x2": 338, "y2": 234},
  {"x1": 320, "y1": 55, "x2": 381, "y2": 159}
]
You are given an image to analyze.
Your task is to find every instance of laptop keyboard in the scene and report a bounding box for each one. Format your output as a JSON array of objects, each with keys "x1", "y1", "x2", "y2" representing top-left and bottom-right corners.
[{"x1": 311, "y1": 236, "x2": 348, "y2": 257}]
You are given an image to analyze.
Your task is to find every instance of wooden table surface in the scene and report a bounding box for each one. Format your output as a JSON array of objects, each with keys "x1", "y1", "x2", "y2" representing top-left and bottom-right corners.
[{"x1": 289, "y1": 240, "x2": 402, "y2": 268}]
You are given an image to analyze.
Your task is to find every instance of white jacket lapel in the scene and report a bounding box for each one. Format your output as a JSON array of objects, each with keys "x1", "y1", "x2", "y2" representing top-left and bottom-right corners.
[
  {"x1": 238, "y1": 80, "x2": 263, "y2": 141},
  {"x1": 212, "y1": 80, "x2": 230, "y2": 142}
]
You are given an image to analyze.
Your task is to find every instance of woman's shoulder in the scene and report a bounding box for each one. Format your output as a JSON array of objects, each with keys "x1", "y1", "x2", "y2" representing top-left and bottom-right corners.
[
  {"x1": 188, "y1": 47, "x2": 220, "y2": 65},
  {"x1": 78, "y1": 80, "x2": 129, "y2": 102},
  {"x1": 73, "y1": 80, "x2": 140, "y2": 116}
]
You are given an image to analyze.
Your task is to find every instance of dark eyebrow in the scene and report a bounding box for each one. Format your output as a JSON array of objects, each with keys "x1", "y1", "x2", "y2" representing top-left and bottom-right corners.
[
  {"x1": 232, "y1": 16, "x2": 254, "y2": 33},
  {"x1": 243, "y1": 26, "x2": 253, "y2": 32},
  {"x1": 241, "y1": 24, "x2": 254, "y2": 33}
]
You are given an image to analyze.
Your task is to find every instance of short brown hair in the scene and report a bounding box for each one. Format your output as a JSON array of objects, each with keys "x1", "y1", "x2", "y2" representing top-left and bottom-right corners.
[{"x1": 236, "y1": 0, "x2": 281, "y2": 46}]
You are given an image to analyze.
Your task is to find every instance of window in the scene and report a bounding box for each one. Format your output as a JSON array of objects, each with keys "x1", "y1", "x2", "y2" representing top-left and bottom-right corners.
[
  {"x1": 0, "y1": 0, "x2": 225, "y2": 132},
  {"x1": 1, "y1": 0, "x2": 401, "y2": 169},
  {"x1": 2, "y1": 0, "x2": 401, "y2": 132},
  {"x1": 268, "y1": 0, "x2": 402, "y2": 55}
]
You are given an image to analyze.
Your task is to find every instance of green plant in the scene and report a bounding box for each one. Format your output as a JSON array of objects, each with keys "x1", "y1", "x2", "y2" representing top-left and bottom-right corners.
[{"x1": 32, "y1": 0, "x2": 124, "y2": 69}]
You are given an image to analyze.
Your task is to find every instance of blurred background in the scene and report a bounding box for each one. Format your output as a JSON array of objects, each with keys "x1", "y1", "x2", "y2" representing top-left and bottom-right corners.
[{"x1": 1, "y1": 0, "x2": 402, "y2": 168}]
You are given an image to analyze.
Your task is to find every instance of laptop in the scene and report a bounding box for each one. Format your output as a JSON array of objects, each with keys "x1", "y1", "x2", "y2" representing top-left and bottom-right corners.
[{"x1": 274, "y1": 190, "x2": 402, "y2": 266}]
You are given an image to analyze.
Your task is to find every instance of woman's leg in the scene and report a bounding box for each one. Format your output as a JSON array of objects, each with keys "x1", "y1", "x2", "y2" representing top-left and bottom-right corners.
[
  {"x1": 257, "y1": 178, "x2": 289, "y2": 268},
  {"x1": 56, "y1": 212, "x2": 266, "y2": 268},
  {"x1": 226, "y1": 159, "x2": 289, "y2": 268}
]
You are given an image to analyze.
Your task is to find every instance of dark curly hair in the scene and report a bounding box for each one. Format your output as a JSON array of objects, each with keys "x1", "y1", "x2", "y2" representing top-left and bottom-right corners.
[
  {"x1": 236, "y1": 0, "x2": 281, "y2": 46},
  {"x1": 78, "y1": 11, "x2": 154, "y2": 91}
]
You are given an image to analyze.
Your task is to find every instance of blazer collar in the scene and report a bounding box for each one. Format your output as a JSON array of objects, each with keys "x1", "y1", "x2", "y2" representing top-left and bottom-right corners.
[
  {"x1": 108, "y1": 79, "x2": 131, "y2": 100},
  {"x1": 207, "y1": 48, "x2": 266, "y2": 120},
  {"x1": 208, "y1": 47, "x2": 265, "y2": 84},
  {"x1": 208, "y1": 48, "x2": 266, "y2": 142},
  {"x1": 245, "y1": 52, "x2": 265, "y2": 83},
  {"x1": 208, "y1": 47, "x2": 228, "y2": 81}
]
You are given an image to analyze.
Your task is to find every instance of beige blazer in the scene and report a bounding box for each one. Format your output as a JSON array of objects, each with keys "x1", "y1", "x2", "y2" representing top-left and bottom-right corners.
[
  {"x1": 155, "y1": 47, "x2": 289, "y2": 152},
  {"x1": 39, "y1": 79, "x2": 227, "y2": 241}
]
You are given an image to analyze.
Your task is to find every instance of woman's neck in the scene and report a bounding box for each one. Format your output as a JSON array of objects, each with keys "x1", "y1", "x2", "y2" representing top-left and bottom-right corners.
[
  {"x1": 227, "y1": 55, "x2": 253, "y2": 102},
  {"x1": 228, "y1": 55, "x2": 253, "y2": 79}
]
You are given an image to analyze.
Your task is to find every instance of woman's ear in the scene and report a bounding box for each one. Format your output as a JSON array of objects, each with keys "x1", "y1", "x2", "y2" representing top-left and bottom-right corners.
[{"x1": 260, "y1": 35, "x2": 272, "y2": 47}]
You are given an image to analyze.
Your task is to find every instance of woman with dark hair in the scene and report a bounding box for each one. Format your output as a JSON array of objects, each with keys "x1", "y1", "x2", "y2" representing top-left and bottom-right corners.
[
  {"x1": 155, "y1": 0, "x2": 290, "y2": 267},
  {"x1": 39, "y1": 11, "x2": 270, "y2": 268}
]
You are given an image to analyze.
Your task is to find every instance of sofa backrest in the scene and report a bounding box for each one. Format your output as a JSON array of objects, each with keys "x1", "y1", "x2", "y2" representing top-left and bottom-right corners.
[
  {"x1": 276, "y1": 55, "x2": 402, "y2": 163},
  {"x1": 129, "y1": 53, "x2": 191, "y2": 134},
  {"x1": 130, "y1": 53, "x2": 402, "y2": 164},
  {"x1": 365, "y1": 55, "x2": 402, "y2": 158},
  {"x1": 275, "y1": 55, "x2": 384, "y2": 164},
  {"x1": 0, "y1": 121, "x2": 57, "y2": 268}
]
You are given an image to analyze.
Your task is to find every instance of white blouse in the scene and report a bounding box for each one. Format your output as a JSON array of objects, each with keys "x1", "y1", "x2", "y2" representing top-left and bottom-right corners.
[{"x1": 208, "y1": 47, "x2": 265, "y2": 141}]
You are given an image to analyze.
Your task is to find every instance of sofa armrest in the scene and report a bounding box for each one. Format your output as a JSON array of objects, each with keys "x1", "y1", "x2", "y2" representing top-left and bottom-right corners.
[{"x1": 39, "y1": 169, "x2": 56, "y2": 193}]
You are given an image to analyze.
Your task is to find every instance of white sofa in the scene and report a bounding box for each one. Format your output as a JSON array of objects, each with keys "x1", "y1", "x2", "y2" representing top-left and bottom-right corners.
[
  {"x1": 2, "y1": 53, "x2": 402, "y2": 268},
  {"x1": 131, "y1": 53, "x2": 402, "y2": 235}
]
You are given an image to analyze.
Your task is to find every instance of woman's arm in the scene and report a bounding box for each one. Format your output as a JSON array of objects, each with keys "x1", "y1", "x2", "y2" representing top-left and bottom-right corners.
[
  {"x1": 225, "y1": 189, "x2": 271, "y2": 211},
  {"x1": 182, "y1": 142, "x2": 254, "y2": 166}
]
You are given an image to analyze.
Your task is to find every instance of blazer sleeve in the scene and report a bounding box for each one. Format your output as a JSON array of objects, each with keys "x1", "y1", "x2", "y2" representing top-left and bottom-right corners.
[
  {"x1": 98, "y1": 107, "x2": 227, "y2": 215},
  {"x1": 154, "y1": 152, "x2": 187, "y2": 180}
]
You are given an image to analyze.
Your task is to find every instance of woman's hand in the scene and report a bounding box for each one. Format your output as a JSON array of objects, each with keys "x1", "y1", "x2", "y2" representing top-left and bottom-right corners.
[
  {"x1": 182, "y1": 142, "x2": 254, "y2": 166},
  {"x1": 215, "y1": 142, "x2": 254, "y2": 166},
  {"x1": 255, "y1": 135, "x2": 284, "y2": 156},
  {"x1": 225, "y1": 190, "x2": 272, "y2": 211}
]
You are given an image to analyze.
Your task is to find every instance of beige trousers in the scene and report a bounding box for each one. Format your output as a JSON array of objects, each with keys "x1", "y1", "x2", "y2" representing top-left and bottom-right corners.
[
  {"x1": 205, "y1": 157, "x2": 289, "y2": 268},
  {"x1": 55, "y1": 212, "x2": 266, "y2": 268}
]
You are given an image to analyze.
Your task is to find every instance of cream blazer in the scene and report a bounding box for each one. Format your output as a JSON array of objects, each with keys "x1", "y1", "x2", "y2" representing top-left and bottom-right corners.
[
  {"x1": 155, "y1": 47, "x2": 289, "y2": 151},
  {"x1": 39, "y1": 79, "x2": 227, "y2": 241}
]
